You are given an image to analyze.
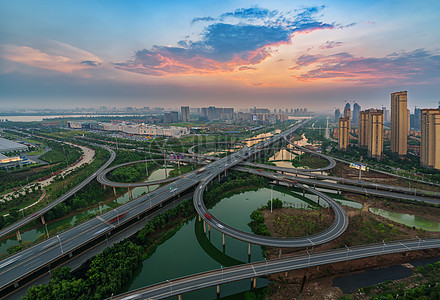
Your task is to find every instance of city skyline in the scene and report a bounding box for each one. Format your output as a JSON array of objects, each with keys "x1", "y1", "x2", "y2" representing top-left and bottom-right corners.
[{"x1": 1, "y1": 0, "x2": 440, "y2": 110}]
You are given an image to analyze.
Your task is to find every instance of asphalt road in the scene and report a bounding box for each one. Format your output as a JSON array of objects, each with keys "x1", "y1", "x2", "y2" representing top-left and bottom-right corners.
[{"x1": 111, "y1": 238, "x2": 440, "y2": 300}]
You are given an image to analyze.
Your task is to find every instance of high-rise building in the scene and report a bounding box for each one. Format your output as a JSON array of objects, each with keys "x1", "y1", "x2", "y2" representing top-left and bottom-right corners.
[
  {"x1": 358, "y1": 111, "x2": 369, "y2": 147},
  {"x1": 367, "y1": 110, "x2": 384, "y2": 160},
  {"x1": 407, "y1": 109, "x2": 411, "y2": 134},
  {"x1": 382, "y1": 106, "x2": 388, "y2": 122},
  {"x1": 421, "y1": 109, "x2": 440, "y2": 170},
  {"x1": 352, "y1": 103, "x2": 361, "y2": 124},
  {"x1": 334, "y1": 108, "x2": 341, "y2": 123},
  {"x1": 344, "y1": 106, "x2": 351, "y2": 132},
  {"x1": 181, "y1": 106, "x2": 190, "y2": 122},
  {"x1": 391, "y1": 91, "x2": 408, "y2": 156},
  {"x1": 338, "y1": 117, "x2": 349, "y2": 150}
]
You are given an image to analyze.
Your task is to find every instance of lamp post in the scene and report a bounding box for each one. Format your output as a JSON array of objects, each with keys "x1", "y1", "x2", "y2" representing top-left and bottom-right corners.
[
  {"x1": 114, "y1": 208, "x2": 119, "y2": 225},
  {"x1": 166, "y1": 279, "x2": 172, "y2": 295},
  {"x1": 221, "y1": 265, "x2": 224, "y2": 283},
  {"x1": 56, "y1": 235, "x2": 64, "y2": 254},
  {"x1": 270, "y1": 184, "x2": 274, "y2": 213}
]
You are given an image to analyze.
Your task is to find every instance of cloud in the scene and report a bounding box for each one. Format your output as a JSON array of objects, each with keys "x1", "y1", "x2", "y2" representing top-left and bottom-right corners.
[
  {"x1": 81, "y1": 60, "x2": 101, "y2": 67},
  {"x1": 238, "y1": 66, "x2": 257, "y2": 71},
  {"x1": 319, "y1": 41, "x2": 343, "y2": 49},
  {"x1": 290, "y1": 49, "x2": 440, "y2": 84},
  {"x1": 116, "y1": 6, "x2": 338, "y2": 76},
  {"x1": 1, "y1": 43, "x2": 102, "y2": 73}
]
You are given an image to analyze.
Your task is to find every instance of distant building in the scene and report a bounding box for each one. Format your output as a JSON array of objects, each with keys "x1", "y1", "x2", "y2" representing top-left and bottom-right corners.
[
  {"x1": 352, "y1": 103, "x2": 361, "y2": 124},
  {"x1": 338, "y1": 118, "x2": 350, "y2": 150},
  {"x1": 382, "y1": 106, "x2": 389, "y2": 122},
  {"x1": 0, "y1": 153, "x2": 22, "y2": 169},
  {"x1": 421, "y1": 109, "x2": 440, "y2": 170},
  {"x1": 344, "y1": 107, "x2": 351, "y2": 132},
  {"x1": 164, "y1": 111, "x2": 178, "y2": 123},
  {"x1": 0, "y1": 137, "x2": 28, "y2": 153},
  {"x1": 334, "y1": 108, "x2": 341, "y2": 123},
  {"x1": 358, "y1": 111, "x2": 369, "y2": 147},
  {"x1": 181, "y1": 106, "x2": 190, "y2": 122},
  {"x1": 367, "y1": 110, "x2": 384, "y2": 160},
  {"x1": 391, "y1": 91, "x2": 408, "y2": 156}
]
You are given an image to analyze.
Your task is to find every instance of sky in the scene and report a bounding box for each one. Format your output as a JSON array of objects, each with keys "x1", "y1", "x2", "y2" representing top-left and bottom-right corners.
[{"x1": 1, "y1": 0, "x2": 439, "y2": 112}]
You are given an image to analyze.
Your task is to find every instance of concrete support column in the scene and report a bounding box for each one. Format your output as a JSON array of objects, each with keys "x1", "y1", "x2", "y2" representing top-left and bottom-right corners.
[
  {"x1": 113, "y1": 187, "x2": 116, "y2": 196},
  {"x1": 198, "y1": 215, "x2": 201, "y2": 222},
  {"x1": 203, "y1": 220, "x2": 206, "y2": 234},
  {"x1": 217, "y1": 285, "x2": 220, "y2": 296},
  {"x1": 102, "y1": 184, "x2": 106, "y2": 190},
  {"x1": 208, "y1": 224, "x2": 210, "y2": 233},
  {"x1": 178, "y1": 295, "x2": 182, "y2": 300},
  {"x1": 317, "y1": 196, "x2": 320, "y2": 206},
  {"x1": 222, "y1": 234, "x2": 225, "y2": 246},
  {"x1": 248, "y1": 243, "x2": 251, "y2": 256},
  {"x1": 253, "y1": 277, "x2": 257, "y2": 289},
  {"x1": 16, "y1": 230, "x2": 22, "y2": 242},
  {"x1": 303, "y1": 189, "x2": 305, "y2": 197},
  {"x1": 40, "y1": 215, "x2": 46, "y2": 225}
]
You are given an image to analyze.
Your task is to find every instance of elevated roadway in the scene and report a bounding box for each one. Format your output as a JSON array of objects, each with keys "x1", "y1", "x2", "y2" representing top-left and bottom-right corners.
[
  {"x1": 111, "y1": 237, "x2": 440, "y2": 300},
  {"x1": 0, "y1": 121, "x2": 308, "y2": 293}
]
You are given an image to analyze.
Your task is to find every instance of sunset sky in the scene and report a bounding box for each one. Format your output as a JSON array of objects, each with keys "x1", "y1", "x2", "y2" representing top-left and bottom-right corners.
[{"x1": 1, "y1": 0, "x2": 439, "y2": 112}]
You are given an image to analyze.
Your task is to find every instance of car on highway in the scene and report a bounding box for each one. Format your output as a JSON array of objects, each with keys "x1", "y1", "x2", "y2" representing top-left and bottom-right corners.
[
  {"x1": 205, "y1": 213, "x2": 212, "y2": 220},
  {"x1": 109, "y1": 212, "x2": 127, "y2": 223}
]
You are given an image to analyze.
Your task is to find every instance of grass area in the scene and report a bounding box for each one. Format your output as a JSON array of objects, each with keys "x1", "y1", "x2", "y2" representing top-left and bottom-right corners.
[
  {"x1": 0, "y1": 187, "x2": 43, "y2": 215},
  {"x1": 264, "y1": 208, "x2": 334, "y2": 237},
  {"x1": 39, "y1": 150, "x2": 65, "y2": 163},
  {"x1": 168, "y1": 164, "x2": 194, "y2": 178},
  {"x1": 290, "y1": 153, "x2": 329, "y2": 169}
]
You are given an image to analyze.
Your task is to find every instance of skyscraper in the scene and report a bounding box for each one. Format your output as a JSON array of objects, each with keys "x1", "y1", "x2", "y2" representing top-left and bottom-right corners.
[
  {"x1": 391, "y1": 91, "x2": 408, "y2": 156},
  {"x1": 339, "y1": 117, "x2": 349, "y2": 150},
  {"x1": 181, "y1": 106, "x2": 190, "y2": 122},
  {"x1": 382, "y1": 106, "x2": 388, "y2": 122},
  {"x1": 334, "y1": 108, "x2": 340, "y2": 123},
  {"x1": 358, "y1": 111, "x2": 369, "y2": 147},
  {"x1": 352, "y1": 103, "x2": 361, "y2": 124},
  {"x1": 421, "y1": 109, "x2": 440, "y2": 170},
  {"x1": 367, "y1": 110, "x2": 384, "y2": 160},
  {"x1": 344, "y1": 105, "x2": 351, "y2": 132}
]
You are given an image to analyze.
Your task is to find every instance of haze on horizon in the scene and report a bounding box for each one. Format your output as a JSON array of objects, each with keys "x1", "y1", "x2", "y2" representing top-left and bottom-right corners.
[{"x1": 1, "y1": 0, "x2": 439, "y2": 112}]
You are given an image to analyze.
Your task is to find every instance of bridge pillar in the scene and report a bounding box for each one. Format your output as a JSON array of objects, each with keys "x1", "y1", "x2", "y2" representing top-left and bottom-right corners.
[
  {"x1": 217, "y1": 285, "x2": 220, "y2": 296},
  {"x1": 337, "y1": 189, "x2": 340, "y2": 195},
  {"x1": 218, "y1": 174, "x2": 220, "y2": 182},
  {"x1": 317, "y1": 196, "x2": 320, "y2": 206},
  {"x1": 222, "y1": 234, "x2": 225, "y2": 246},
  {"x1": 113, "y1": 187, "x2": 116, "y2": 196},
  {"x1": 253, "y1": 277, "x2": 257, "y2": 288},
  {"x1": 178, "y1": 295, "x2": 182, "y2": 300},
  {"x1": 40, "y1": 215, "x2": 45, "y2": 225},
  {"x1": 102, "y1": 184, "x2": 106, "y2": 190},
  {"x1": 303, "y1": 189, "x2": 305, "y2": 197},
  {"x1": 16, "y1": 230, "x2": 22, "y2": 242},
  {"x1": 203, "y1": 220, "x2": 206, "y2": 234},
  {"x1": 198, "y1": 215, "x2": 201, "y2": 222},
  {"x1": 248, "y1": 243, "x2": 251, "y2": 256},
  {"x1": 208, "y1": 224, "x2": 210, "y2": 233},
  {"x1": 313, "y1": 183, "x2": 316, "y2": 189}
]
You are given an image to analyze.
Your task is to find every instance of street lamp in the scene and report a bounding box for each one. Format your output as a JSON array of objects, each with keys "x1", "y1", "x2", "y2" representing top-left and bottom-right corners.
[
  {"x1": 114, "y1": 208, "x2": 119, "y2": 225},
  {"x1": 221, "y1": 265, "x2": 224, "y2": 282},
  {"x1": 166, "y1": 279, "x2": 172, "y2": 295},
  {"x1": 56, "y1": 235, "x2": 64, "y2": 254},
  {"x1": 382, "y1": 240, "x2": 386, "y2": 252},
  {"x1": 264, "y1": 258, "x2": 268, "y2": 275},
  {"x1": 270, "y1": 184, "x2": 274, "y2": 213}
]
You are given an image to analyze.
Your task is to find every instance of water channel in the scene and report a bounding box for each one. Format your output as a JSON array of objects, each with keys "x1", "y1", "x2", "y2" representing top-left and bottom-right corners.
[
  {"x1": 369, "y1": 208, "x2": 440, "y2": 232},
  {"x1": 123, "y1": 186, "x2": 361, "y2": 299},
  {"x1": 0, "y1": 166, "x2": 174, "y2": 256}
]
